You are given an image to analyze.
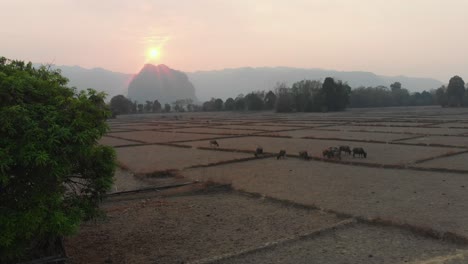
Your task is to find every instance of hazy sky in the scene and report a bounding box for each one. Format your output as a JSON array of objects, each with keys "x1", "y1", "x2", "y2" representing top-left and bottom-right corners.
[{"x1": 1, "y1": 0, "x2": 467, "y2": 81}]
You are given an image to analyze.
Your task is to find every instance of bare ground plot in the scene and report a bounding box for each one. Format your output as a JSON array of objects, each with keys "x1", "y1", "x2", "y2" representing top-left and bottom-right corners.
[
  {"x1": 161, "y1": 127, "x2": 263, "y2": 135},
  {"x1": 182, "y1": 158, "x2": 468, "y2": 238},
  {"x1": 116, "y1": 145, "x2": 250, "y2": 173},
  {"x1": 186, "y1": 136, "x2": 457, "y2": 166},
  {"x1": 110, "y1": 168, "x2": 188, "y2": 193},
  {"x1": 431, "y1": 122, "x2": 468, "y2": 129},
  {"x1": 277, "y1": 120, "x2": 345, "y2": 126},
  {"x1": 324, "y1": 125, "x2": 468, "y2": 136},
  {"x1": 348, "y1": 121, "x2": 434, "y2": 127},
  {"x1": 109, "y1": 124, "x2": 175, "y2": 131},
  {"x1": 108, "y1": 128, "x2": 134, "y2": 133},
  {"x1": 215, "y1": 124, "x2": 304, "y2": 131},
  {"x1": 108, "y1": 130, "x2": 223, "y2": 143},
  {"x1": 414, "y1": 152, "x2": 468, "y2": 171},
  {"x1": 218, "y1": 223, "x2": 465, "y2": 264},
  {"x1": 65, "y1": 191, "x2": 343, "y2": 264},
  {"x1": 110, "y1": 168, "x2": 149, "y2": 193},
  {"x1": 99, "y1": 136, "x2": 141, "y2": 147},
  {"x1": 259, "y1": 129, "x2": 411, "y2": 141},
  {"x1": 399, "y1": 135, "x2": 468, "y2": 148},
  {"x1": 244, "y1": 122, "x2": 315, "y2": 128}
]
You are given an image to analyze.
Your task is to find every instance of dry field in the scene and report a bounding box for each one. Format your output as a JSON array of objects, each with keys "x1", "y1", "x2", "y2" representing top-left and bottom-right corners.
[
  {"x1": 108, "y1": 130, "x2": 226, "y2": 143},
  {"x1": 67, "y1": 106, "x2": 468, "y2": 263},
  {"x1": 258, "y1": 128, "x2": 412, "y2": 141},
  {"x1": 183, "y1": 136, "x2": 457, "y2": 166}
]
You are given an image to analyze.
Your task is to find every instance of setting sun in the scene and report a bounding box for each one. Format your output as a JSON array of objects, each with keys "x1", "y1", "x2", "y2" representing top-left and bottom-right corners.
[{"x1": 148, "y1": 48, "x2": 160, "y2": 59}]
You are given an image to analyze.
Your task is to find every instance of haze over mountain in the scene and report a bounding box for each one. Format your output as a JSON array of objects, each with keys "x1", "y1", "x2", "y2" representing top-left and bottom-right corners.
[
  {"x1": 42, "y1": 64, "x2": 132, "y2": 100},
  {"x1": 127, "y1": 64, "x2": 197, "y2": 104},
  {"x1": 187, "y1": 67, "x2": 444, "y2": 100},
  {"x1": 49, "y1": 64, "x2": 444, "y2": 102}
]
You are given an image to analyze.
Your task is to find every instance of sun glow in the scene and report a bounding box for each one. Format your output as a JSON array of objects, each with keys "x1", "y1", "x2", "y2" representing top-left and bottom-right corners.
[{"x1": 148, "y1": 48, "x2": 160, "y2": 59}]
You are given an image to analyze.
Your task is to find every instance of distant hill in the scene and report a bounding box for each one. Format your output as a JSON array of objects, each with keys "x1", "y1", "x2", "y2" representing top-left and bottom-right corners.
[
  {"x1": 39, "y1": 64, "x2": 444, "y2": 102},
  {"x1": 39, "y1": 64, "x2": 132, "y2": 100},
  {"x1": 127, "y1": 64, "x2": 197, "y2": 104},
  {"x1": 187, "y1": 67, "x2": 444, "y2": 101}
]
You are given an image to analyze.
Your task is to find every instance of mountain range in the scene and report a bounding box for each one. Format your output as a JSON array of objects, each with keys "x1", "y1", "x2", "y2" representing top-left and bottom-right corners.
[{"x1": 44, "y1": 64, "x2": 445, "y2": 102}]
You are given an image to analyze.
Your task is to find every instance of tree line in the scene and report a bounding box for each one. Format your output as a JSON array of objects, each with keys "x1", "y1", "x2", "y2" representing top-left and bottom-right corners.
[{"x1": 110, "y1": 76, "x2": 468, "y2": 115}]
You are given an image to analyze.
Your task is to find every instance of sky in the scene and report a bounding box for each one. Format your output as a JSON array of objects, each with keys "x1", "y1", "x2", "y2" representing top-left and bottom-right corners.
[{"x1": 1, "y1": 0, "x2": 467, "y2": 81}]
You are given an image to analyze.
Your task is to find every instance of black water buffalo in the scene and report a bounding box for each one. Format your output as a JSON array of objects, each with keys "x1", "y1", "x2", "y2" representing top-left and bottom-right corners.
[
  {"x1": 254, "y1": 146, "x2": 263, "y2": 158},
  {"x1": 299, "y1": 151, "x2": 310, "y2": 160},
  {"x1": 352, "y1": 147, "x2": 367, "y2": 158},
  {"x1": 277, "y1": 150, "x2": 286, "y2": 159},
  {"x1": 339, "y1": 145, "x2": 352, "y2": 155},
  {"x1": 323, "y1": 147, "x2": 341, "y2": 160},
  {"x1": 210, "y1": 140, "x2": 219, "y2": 147}
]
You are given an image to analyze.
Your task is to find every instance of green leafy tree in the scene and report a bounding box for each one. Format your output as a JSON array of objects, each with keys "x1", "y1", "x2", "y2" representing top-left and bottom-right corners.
[
  {"x1": 234, "y1": 95, "x2": 246, "y2": 111},
  {"x1": 291, "y1": 80, "x2": 321, "y2": 111},
  {"x1": 274, "y1": 82, "x2": 294, "y2": 112},
  {"x1": 321, "y1": 77, "x2": 336, "y2": 111},
  {"x1": 264, "y1": 91, "x2": 277, "y2": 110},
  {"x1": 333, "y1": 81, "x2": 351, "y2": 111},
  {"x1": 447, "y1": 76, "x2": 465, "y2": 106},
  {"x1": 0, "y1": 57, "x2": 116, "y2": 262},
  {"x1": 391, "y1": 87, "x2": 410, "y2": 106},
  {"x1": 202, "y1": 100, "x2": 214, "y2": 111},
  {"x1": 214, "y1": 98, "x2": 224, "y2": 111},
  {"x1": 152, "y1": 100, "x2": 162, "y2": 112},
  {"x1": 137, "y1": 103, "x2": 144, "y2": 113},
  {"x1": 390, "y1": 82, "x2": 402, "y2": 91},
  {"x1": 245, "y1": 93, "x2": 264, "y2": 110},
  {"x1": 164, "y1": 103, "x2": 171, "y2": 112},
  {"x1": 132, "y1": 101, "x2": 137, "y2": 113},
  {"x1": 109, "y1": 95, "x2": 133, "y2": 115},
  {"x1": 144, "y1": 100, "x2": 153, "y2": 112},
  {"x1": 224, "y1": 98, "x2": 235, "y2": 111},
  {"x1": 435, "y1": 86, "x2": 448, "y2": 107}
]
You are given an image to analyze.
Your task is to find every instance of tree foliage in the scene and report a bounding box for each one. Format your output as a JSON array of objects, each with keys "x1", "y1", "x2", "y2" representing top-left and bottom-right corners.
[
  {"x1": 244, "y1": 93, "x2": 264, "y2": 111},
  {"x1": 264, "y1": 91, "x2": 277, "y2": 110},
  {"x1": 447, "y1": 75, "x2": 465, "y2": 106},
  {"x1": 273, "y1": 78, "x2": 350, "y2": 112},
  {"x1": 144, "y1": 100, "x2": 153, "y2": 112},
  {"x1": 214, "y1": 98, "x2": 224, "y2": 111},
  {"x1": 153, "y1": 100, "x2": 162, "y2": 112},
  {"x1": 390, "y1": 82, "x2": 402, "y2": 91},
  {"x1": 274, "y1": 82, "x2": 294, "y2": 112},
  {"x1": 109, "y1": 95, "x2": 133, "y2": 115},
  {"x1": 164, "y1": 103, "x2": 171, "y2": 112},
  {"x1": 224, "y1": 98, "x2": 235, "y2": 111},
  {"x1": 234, "y1": 95, "x2": 246, "y2": 111},
  {"x1": 0, "y1": 57, "x2": 116, "y2": 262},
  {"x1": 349, "y1": 84, "x2": 436, "y2": 108}
]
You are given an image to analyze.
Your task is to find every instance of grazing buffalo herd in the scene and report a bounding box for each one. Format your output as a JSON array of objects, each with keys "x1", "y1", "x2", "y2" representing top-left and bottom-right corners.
[
  {"x1": 321, "y1": 146, "x2": 367, "y2": 160},
  {"x1": 208, "y1": 141, "x2": 367, "y2": 160}
]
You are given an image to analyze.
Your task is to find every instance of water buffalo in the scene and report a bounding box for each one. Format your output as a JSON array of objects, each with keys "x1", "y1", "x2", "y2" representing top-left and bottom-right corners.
[
  {"x1": 323, "y1": 147, "x2": 341, "y2": 160},
  {"x1": 277, "y1": 150, "x2": 286, "y2": 159},
  {"x1": 339, "y1": 145, "x2": 352, "y2": 155},
  {"x1": 254, "y1": 146, "x2": 264, "y2": 158},
  {"x1": 210, "y1": 140, "x2": 219, "y2": 147},
  {"x1": 352, "y1": 147, "x2": 367, "y2": 158},
  {"x1": 299, "y1": 151, "x2": 310, "y2": 160}
]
